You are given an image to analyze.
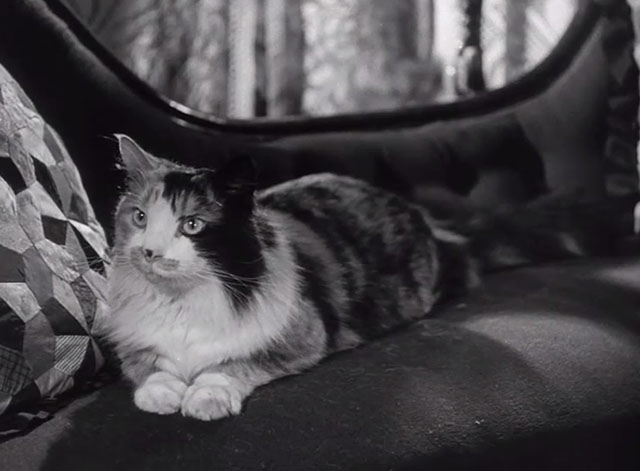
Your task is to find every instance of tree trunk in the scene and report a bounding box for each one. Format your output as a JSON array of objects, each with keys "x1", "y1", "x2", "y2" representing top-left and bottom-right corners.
[
  {"x1": 415, "y1": 0, "x2": 435, "y2": 62},
  {"x1": 505, "y1": 0, "x2": 530, "y2": 81},
  {"x1": 228, "y1": 0, "x2": 258, "y2": 118},
  {"x1": 67, "y1": 0, "x2": 230, "y2": 116},
  {"x1": 455, "y1": 0, "x2": 485, "y2": 95},
  {"x1": 181, "y1": 0, "x2": 229, "y2": 115},
  {"x1": 264, "y1": 0, "x2": 305, "y2": 117}
]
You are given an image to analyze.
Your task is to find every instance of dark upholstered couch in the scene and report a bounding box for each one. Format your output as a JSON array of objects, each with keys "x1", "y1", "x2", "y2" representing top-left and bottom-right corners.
[{"x1": 1, "y1": 0, "x2": 639, "y2": 469}]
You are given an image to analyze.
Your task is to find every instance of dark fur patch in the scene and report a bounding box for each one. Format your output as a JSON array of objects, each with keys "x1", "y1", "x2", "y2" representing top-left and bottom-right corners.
[
  {"x1": 261, "y1": 191, "x2": 360, "y2": 322},
  {"x1": 261, "y1": 175, "x2": 437, "y2": 343},
  {"x1": 256, "y1": 218, "x2": 277, "y2": 250},
  {"x1": 162, "y1": 171, "x2": 200, "y2": 213},
  {"x1": 198, "y1": 217, "x2": 265, "y2": 310},
  {"x1": 293, "y1": 248, "x2": 340, "y2": 349},
  {"x1": 162, "y1": 170, "x2": 266, "y2": 310}
]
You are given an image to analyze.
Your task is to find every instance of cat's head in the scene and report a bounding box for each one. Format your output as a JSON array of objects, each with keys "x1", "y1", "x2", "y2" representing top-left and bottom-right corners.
[{"x1": 112, "y1": 135, "x2": 265, "y2": 298}]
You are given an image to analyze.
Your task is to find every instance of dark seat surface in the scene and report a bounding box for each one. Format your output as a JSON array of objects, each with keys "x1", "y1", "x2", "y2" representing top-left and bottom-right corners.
[{"x1": 2, "y1": 256, "x2": 640, "y2": 471}]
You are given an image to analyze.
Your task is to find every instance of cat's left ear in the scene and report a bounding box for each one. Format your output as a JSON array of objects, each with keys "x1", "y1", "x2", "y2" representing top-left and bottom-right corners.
[
  {"x1": 114, "y1": 134, "x2": 159, "y2": 174},
  {"x1": 214, "y1": 154, "x2": 257, "y2": 199}
]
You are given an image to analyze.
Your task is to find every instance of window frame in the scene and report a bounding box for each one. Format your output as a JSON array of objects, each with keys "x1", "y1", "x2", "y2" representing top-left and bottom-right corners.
[{"x1": 48, "y1": 0, "x2": 598, "y2": 135}]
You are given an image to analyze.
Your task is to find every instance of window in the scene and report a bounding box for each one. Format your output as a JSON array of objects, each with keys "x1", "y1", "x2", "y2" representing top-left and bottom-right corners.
[{"x1": 65, "y1": 0, "x2": 578, "y2": 118}]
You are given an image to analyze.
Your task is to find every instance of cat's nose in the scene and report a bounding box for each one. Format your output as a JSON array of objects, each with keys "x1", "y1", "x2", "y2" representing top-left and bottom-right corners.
[{"x1": 143, "y1": 248, "x2": 157, "y2": 261}]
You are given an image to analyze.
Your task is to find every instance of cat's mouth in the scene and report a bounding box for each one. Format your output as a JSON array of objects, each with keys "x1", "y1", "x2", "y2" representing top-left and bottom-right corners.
[
  {"x1": 149, "y1": 262, "x2": 179, "y2": 277},
  {"x1": 131, "y1": 258, "x2": 201, "y2": 293},
  {"x1": 132, "y1": 253, "x2": 181, "y2": 279}
]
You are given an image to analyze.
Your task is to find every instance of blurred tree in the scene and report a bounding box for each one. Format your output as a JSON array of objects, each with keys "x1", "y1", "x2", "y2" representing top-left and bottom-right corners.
[
  {"x1": 352, "y1": 0, "x2": 439, "y2": 111},
  {"x1": 416, "y1": 0, "x2": 435, "y2": 63},
  {"x1": 228, "y1": 0, "x2": 257, "y2": 117},
  {"x1": 303, "y1": 0, "x2": 438, "y2": 115},
  {"x1": 264, "y1": 0, "x2": 305, "y2": 117},
  {"x1": 455, "y1": 0, "x2": 485, "y2": 96},
  {"x1": 66, "y1": 0, "x2": 229, "y2": 115},
  {"x1": 254, "y1": 0, "x2": 268, "y2": 117},
  {"x1": 65, "y1": 0, "x2": 573, "y2": 118},
  {"x1": 505, "y1": 0, "x2": 530, "y2": 81}
]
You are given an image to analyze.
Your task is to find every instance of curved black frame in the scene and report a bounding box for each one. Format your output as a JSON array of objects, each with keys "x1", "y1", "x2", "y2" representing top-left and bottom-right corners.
[{"x1": 47, "y1": 0, "x2": 599, "y2": 135}]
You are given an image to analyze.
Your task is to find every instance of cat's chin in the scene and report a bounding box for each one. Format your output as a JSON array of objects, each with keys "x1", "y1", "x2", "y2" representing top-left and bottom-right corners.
[
  {"x1": 132, "y1": 260, "x2": 197, "y2": 289},
  {"x1": 141, "y1": 269, "x2": 201, "y2": 293},
  {"x1": 150, "y1": 264, "x2": 179, "y2": 278}
]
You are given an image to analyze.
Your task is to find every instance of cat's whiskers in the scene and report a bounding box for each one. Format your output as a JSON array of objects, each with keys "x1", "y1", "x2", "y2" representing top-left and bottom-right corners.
[
  {"x1": 110, "y1": 254, "x2": 132, "y2": 269},
  {"x1": 191, "y1": 270, "x2": 255, "y2": 304},
  {"x1": 189, "y1": 261, "x2": 299, "y2": 315},
  {"x1": 194, "y1": 266, "x2": 264, "y2": 285},
  {"x1": 69, "y1": 255, "x2": 110, "y2": 272},
  {"x1": 187, "y1": 274, "x2": 252, "y2": 310},
  {"x1": 196, "y1": 249, "x2": 266, "y2": 267}
]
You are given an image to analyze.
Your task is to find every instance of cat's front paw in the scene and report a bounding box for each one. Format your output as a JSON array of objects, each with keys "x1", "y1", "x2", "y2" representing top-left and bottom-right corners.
[
  {"x1": 134, "y1": 372, "x2": 188, "y2": 415},
  {"x1": 181, "y1": 374, "x2": 244, "y2": 421}
]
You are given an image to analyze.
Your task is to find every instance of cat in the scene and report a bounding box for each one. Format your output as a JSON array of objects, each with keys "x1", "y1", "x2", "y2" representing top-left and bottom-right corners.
[{"x1": 104, "y1": 134, "x2": 636, "y2": 421}]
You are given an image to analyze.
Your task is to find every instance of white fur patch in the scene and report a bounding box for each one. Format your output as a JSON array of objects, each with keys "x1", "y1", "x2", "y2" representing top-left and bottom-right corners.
[
  {"x1": 128, "y1": 196, "x2": 199, "y2": 266},
  {"x1": 134, "y1": 371, "x2": 188, "y2": 415},
  {"x1": 180, "y1": 372, "x2": 244, "y2": 420},
  {"x1": 105, "y1": 235, "x2": 300, "y2": 384}
]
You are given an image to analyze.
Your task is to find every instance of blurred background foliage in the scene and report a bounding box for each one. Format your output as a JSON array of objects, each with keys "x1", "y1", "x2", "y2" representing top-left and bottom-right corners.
[{"x1": 64, "y1": 0, "x2": 578, "y2": 118}]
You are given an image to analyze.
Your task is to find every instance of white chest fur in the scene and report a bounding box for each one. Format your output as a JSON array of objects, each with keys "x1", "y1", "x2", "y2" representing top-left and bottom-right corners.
[{"x1": 106, "y1": 268, "x2": 297, "y2": 383}]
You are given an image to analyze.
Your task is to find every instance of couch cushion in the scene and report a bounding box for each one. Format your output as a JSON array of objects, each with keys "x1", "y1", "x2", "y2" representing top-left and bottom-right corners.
[
  {"x1": 0, "y1": 62, "x2": 110, "y2": 429},
  {"x1": 2, "y1": 256, "x2": 638, "y2": 471},
  {"x1": 261, "y1": 111, "x2": 546, "y2": 208}
]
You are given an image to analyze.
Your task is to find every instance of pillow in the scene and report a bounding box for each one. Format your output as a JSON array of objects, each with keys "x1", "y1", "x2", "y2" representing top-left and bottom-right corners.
[{"x1": 0, "y1": 62, "x2": 110, "y2": 421}]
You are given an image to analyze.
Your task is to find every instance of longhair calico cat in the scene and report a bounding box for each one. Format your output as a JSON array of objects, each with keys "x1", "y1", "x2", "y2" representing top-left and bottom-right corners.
[{"x1": 105, "y1": 135, "x2": 635, "y2": 421}]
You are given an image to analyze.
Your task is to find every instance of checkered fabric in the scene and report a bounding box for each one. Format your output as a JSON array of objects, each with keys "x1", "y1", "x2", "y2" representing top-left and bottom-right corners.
[{"x1": 0, "y1": 63, "x2": 110, "y2": 417}]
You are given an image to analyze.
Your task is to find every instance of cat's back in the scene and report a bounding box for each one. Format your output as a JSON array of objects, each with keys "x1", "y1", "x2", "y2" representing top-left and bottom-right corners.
[
  {"x1": 258, "y1": 173, "x2": 415, "y2": 227},
  {"x1": 258, "y1": 173, "x2": 440, "y2": 342}
]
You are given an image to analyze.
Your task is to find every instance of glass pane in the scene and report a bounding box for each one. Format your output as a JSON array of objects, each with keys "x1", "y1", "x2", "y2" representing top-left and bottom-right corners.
[{"x1": 64, "y1": 0, "x2": 579, "y2": 119}]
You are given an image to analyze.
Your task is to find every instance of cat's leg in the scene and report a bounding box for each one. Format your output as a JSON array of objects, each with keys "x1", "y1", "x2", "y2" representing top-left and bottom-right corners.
[
  {"x1": 180, "y1": 362, "x2": 275, "y2": 421},
  {"x1": 134, "y1": 371, "x2": 188, "y2": 415},
  {"x1": 182, "y1": 307, "x2": 329, "y2": 421},
  {"x1": 120, "y1": 349, "x2": 188, "y2": 415},
  {"x1": 181, "y1": 350, "x2": 324, "y2": 421}
]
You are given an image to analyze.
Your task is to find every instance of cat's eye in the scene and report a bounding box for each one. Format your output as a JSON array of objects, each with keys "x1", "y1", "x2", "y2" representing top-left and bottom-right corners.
[
  {"x1": 181, "y1": 217, "x2": 205, "y2": 236},
  {"x1": 132, "y1": 208, "x2": 147, "y2": 228}
]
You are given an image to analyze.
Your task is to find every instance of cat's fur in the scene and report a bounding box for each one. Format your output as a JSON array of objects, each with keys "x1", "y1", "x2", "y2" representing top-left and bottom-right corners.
[{"x1": 104, "y1": 135, "x2": 636, "y2": 421}]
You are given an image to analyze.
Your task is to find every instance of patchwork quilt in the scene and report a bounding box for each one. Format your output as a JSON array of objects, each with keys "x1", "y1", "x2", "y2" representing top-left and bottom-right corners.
[{"x1": 0, "y1": 63, "x2": 110, "y2": 425}]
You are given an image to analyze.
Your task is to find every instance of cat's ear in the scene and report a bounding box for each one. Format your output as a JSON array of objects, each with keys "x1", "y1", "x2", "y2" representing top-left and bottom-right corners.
[
  {"x1": 214, "y1": 154, "x2": 257, "y2": 199},
  {"x1": 114, "y1": 134, "x2": 159, "y2": 174}
]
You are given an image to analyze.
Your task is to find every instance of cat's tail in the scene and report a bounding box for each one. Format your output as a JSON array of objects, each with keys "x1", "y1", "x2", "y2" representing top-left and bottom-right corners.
[{"x1": 420, "y1": 190, "x2": 639, "y2": 296}]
